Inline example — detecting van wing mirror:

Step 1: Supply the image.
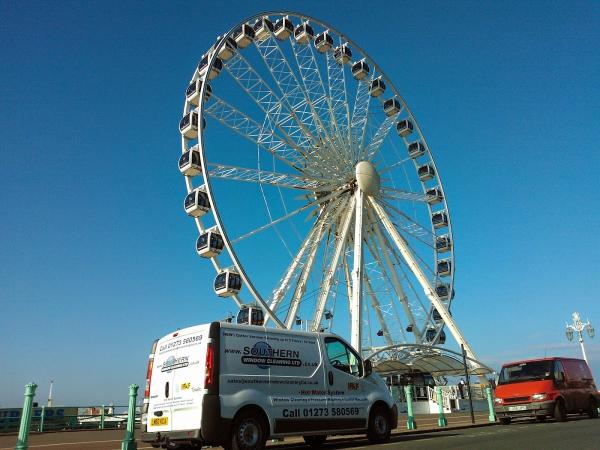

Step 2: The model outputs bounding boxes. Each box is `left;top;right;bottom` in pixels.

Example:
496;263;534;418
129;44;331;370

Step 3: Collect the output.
364;359;373;377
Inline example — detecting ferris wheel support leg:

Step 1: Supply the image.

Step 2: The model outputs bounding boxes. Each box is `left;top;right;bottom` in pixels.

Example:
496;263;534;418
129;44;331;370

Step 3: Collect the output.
311;196;356;330
351;189;365;353
366;207;423;344
369;197;480;363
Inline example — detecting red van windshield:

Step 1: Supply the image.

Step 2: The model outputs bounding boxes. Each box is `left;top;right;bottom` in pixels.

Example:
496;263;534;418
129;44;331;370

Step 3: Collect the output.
498;360;553;385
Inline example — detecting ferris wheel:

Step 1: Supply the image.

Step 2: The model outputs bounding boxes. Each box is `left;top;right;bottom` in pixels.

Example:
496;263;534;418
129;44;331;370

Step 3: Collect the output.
178;11;477;360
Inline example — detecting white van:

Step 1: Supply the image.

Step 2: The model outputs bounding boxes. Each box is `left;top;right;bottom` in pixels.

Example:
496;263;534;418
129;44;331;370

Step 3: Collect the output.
141;321;397;449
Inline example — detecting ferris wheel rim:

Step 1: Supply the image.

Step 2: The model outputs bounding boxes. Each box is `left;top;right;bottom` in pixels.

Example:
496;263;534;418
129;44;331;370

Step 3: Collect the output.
181;10;456;345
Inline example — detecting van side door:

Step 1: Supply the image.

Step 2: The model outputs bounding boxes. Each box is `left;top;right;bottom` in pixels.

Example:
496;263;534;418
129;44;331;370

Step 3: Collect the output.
323;337;369;431
553;360;574;411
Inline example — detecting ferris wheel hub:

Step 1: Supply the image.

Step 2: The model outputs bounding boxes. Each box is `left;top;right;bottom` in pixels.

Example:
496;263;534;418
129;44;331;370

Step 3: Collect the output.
355;161;380;196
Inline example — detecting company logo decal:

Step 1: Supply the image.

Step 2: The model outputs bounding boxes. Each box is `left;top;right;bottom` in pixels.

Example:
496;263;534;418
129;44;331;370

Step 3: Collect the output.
161;355;189;372
241;341;301;369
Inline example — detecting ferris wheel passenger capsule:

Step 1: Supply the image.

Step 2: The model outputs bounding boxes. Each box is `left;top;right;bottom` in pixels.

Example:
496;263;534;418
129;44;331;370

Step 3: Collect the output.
437;259;452;277
407;141;425;158
236;305;265;326
437;330;446;344
197;55;223;80
435;234;452;253
184;186;210;217
178;145;202;176
425;186;444;205
215;36;237;61
185;79;212;106
333;43;352;65
425;327;438;343
370;77;386;97
179;111;205;139
432;307;451;322
274;16;294;40
383;98;401;116
396;119;414;137
314;31;334;52
351;59;370;80
214;269;242;297
253;17;274;40
432;210;449;229
435;283;454;300
234;24;255;48
294;22;314;44
417;164;436;181
196;229;224;258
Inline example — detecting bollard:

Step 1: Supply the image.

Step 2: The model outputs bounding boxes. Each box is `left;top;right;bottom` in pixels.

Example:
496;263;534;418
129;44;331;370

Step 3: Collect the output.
435;386;448;427
486;386;496;422
404;384;417;430
100;404;105;430
16;383;38;450
121;384;139;450
39;406;45;433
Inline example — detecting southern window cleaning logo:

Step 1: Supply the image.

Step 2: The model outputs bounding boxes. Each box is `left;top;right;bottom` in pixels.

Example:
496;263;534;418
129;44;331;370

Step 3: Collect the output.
241;341;301;369
161;355;189;372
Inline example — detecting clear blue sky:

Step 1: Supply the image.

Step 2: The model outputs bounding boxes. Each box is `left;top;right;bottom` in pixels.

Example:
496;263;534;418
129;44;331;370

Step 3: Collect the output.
1;0;599;407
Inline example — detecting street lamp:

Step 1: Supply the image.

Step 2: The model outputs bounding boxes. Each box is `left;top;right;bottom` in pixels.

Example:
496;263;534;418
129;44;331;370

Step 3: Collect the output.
565;312;595;363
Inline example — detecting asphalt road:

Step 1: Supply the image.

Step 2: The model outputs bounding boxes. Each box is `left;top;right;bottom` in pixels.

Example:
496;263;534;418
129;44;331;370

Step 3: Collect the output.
1;416;598;450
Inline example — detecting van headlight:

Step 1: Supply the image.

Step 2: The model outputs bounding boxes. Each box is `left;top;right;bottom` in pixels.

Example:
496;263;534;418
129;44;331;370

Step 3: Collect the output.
494;398;503;404
531;393;547;401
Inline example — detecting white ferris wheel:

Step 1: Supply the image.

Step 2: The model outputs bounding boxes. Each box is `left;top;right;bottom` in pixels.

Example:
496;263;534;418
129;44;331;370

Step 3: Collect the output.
178;11;478;361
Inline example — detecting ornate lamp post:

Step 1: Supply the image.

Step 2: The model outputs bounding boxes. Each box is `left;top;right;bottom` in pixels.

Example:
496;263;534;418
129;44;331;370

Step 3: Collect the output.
565;312;595;363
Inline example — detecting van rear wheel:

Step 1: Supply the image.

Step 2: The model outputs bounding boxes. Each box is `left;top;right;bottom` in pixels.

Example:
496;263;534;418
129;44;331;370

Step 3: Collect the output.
303;435;327;447
229;410;267;450
367;405;391;444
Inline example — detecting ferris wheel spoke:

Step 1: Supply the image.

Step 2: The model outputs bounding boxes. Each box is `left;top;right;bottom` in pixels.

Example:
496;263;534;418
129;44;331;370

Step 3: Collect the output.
289;40;335;142
325;46;351;154
363;270;395;347
224;52;312;153
269;204;332;316
362;111;402;161
230;188;344;244
284;196;349;327
364;211;422;343
380;186;429;202
370;197;479;359
207;162;334;191
378;199;436;243
254;35;326;146
311;194;356;330
205;96;305;169
378;155;415;174
349;73;375;162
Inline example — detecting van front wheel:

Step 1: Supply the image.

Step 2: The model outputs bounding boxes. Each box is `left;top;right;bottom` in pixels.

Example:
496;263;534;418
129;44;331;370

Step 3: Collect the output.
229;410;267;450
553;399;567;422
367;406;391;444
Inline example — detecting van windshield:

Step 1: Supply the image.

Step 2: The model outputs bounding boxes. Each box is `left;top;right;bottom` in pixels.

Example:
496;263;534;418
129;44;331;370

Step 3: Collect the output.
498;361;553;385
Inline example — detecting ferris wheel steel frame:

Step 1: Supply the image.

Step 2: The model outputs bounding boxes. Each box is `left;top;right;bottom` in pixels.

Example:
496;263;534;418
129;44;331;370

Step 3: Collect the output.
180;11;479;364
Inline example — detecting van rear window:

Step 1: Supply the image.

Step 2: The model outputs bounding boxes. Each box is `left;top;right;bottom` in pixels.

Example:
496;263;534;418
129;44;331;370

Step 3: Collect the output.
498;361;553;385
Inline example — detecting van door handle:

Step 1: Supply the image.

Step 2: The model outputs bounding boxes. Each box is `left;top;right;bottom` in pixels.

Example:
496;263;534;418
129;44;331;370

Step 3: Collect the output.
328;371;334;385
165;381;169;398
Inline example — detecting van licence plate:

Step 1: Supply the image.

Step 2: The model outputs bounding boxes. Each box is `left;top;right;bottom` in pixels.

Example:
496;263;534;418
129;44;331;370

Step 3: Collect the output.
150;417;168;426
508;405;527;411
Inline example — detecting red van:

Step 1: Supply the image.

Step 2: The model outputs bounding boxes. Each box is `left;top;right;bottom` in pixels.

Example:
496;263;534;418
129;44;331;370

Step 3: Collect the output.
494;357;599;424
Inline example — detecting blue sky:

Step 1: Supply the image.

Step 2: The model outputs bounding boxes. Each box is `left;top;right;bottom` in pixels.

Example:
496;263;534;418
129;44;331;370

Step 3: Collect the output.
1;0;599;407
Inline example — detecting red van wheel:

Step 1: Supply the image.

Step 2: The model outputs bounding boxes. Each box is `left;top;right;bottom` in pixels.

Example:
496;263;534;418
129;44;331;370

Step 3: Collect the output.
553;399;567;422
